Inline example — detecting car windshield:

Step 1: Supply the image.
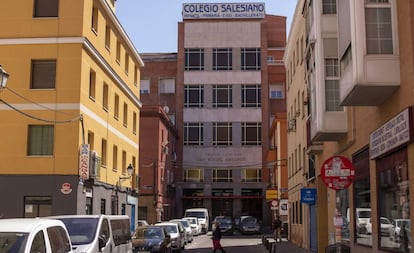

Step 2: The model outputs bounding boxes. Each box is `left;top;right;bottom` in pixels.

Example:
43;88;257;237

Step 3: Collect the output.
58;218;99;245
135;228;164;239
358;211;371;218
162;225;177;234
186;219;197;225
0;233;28;253
185;212;205;219
380;218;391;224
242;217;257;223
216;217;232;224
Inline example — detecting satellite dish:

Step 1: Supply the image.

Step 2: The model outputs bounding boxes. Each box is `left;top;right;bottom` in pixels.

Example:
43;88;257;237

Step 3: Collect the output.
163;106;170;113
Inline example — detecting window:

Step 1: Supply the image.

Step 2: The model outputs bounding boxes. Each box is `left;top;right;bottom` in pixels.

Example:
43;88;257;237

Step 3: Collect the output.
47;226;71;253
213;122;232;146
365;0;393;54
241;48;260;70
124;53;129;75
122;151;127;175
103;83;109;110
87;131;94;150
89;69;96;100
111;195;118;214
116;41;121;63
31;60;56;89
160;78;175;94
113;145;118;171
34;0;58;17
140;79;150;94
213;48;232;70
212;169;232;182
133;112;137;134
242;122;261;145
123;103;128;126
105;25;111;49
241;85;261;108
134;66;138;86
101;139;107;166
242;169;262;182
184;85;204;108
100;199;106;214
28;125;54;155
31;231;47;253
322;0;336;14
213;85;232;108
114;94;119;119
184;123;203;145
184;168;204;182
378;148;409;251
86;196;93;214
269;84;284;99
91;6;98;33
185;48;204;71
325;59;342;111
353;148;371;246
24;196;52;217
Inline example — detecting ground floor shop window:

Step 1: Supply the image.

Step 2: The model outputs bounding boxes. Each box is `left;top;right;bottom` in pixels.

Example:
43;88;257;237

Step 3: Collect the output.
377;148;410;252
24;196;51;217
352;147;372;246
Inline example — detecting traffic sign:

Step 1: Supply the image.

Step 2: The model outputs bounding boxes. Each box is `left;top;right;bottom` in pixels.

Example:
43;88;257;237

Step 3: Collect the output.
321;156;355;190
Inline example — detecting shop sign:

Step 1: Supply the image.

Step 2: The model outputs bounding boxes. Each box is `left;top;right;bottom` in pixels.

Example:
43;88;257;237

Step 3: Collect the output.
279;199;289;215
321;156;355;191
370;108;411;159
79;144;90;180
61;182;72;194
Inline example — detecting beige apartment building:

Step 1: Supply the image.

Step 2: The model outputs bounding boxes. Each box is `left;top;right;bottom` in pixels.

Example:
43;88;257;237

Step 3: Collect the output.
0;0;143;231
286;0;414;253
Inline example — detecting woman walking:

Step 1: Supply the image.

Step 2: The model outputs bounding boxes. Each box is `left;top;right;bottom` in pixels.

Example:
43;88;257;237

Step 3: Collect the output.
212;221;226;253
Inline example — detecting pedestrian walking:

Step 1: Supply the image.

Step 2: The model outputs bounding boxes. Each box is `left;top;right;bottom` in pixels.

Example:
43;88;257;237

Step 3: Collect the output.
273;215;282;242
212;221;226;253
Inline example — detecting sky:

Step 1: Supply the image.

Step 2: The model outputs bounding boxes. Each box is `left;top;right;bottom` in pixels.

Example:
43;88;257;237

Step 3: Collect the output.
115;0;297;53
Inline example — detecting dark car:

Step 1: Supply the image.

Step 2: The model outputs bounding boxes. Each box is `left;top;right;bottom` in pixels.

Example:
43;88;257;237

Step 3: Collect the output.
239;216;261;235
132;226;172;253
213;216;234;235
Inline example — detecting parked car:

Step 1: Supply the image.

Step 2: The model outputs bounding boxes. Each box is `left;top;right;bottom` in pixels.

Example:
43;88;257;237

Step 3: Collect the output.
155;222;185;252
389;219;411;242
184;208;209;234
239;216;261;235
170;219;193;243
132;225;172;253
213;216;234;235
0;218;73;253
366;217;393;235
49;215;132;253
138;219;150;227
183;217;202;236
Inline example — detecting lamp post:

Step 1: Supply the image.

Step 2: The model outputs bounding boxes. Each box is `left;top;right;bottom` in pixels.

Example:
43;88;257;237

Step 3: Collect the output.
0;65;9;88
118;163;134;186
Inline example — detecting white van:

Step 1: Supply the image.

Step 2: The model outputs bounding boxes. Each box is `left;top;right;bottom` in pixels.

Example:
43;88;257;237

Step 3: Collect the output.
184;208;209;234
0;218;73;253
49;215;132;253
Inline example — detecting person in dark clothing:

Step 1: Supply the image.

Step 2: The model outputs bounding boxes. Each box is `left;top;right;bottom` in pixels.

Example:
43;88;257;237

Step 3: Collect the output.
212;221;226;253
273;215;282;242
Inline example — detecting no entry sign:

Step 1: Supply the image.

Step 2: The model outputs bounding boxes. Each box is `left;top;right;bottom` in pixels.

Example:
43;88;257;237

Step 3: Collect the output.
321;156;355;190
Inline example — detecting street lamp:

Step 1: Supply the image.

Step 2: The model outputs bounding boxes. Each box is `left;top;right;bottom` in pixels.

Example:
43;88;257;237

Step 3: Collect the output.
119;163;134;182
0;65;9;88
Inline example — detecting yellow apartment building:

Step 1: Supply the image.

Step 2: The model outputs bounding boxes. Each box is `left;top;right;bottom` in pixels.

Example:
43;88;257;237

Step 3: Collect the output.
0;0;143;231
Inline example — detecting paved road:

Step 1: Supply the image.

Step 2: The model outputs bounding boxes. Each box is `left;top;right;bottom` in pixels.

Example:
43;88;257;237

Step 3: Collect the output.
185;232;265;253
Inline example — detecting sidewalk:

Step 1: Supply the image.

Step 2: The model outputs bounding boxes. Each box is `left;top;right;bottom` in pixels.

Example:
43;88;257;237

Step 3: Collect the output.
259;235;313;253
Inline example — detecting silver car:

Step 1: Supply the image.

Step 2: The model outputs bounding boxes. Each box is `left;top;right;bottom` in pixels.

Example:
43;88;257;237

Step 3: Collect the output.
155;222;185;252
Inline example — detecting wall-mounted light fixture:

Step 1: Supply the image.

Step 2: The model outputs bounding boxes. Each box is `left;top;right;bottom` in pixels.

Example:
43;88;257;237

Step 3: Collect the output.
118;163;134;188
0;65;10;88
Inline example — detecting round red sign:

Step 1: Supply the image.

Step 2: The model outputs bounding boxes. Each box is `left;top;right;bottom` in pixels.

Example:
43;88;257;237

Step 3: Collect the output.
321;156;355;190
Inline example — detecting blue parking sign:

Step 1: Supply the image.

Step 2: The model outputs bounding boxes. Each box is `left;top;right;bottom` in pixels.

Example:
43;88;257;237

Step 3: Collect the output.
300;188;316;204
